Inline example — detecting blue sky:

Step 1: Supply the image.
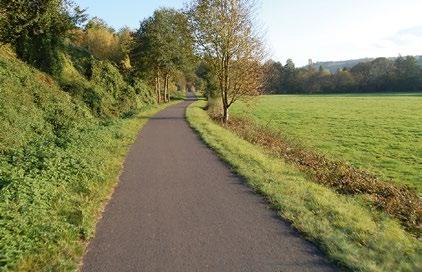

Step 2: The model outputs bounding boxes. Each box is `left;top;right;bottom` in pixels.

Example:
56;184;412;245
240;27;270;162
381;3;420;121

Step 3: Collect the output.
75;0;422;66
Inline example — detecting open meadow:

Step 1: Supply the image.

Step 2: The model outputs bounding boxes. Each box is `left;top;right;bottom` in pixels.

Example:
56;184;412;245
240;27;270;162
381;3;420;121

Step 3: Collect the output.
231;94;422;193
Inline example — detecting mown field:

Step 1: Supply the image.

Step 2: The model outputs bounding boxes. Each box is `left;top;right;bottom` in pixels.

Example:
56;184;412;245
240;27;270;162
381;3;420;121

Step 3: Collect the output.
231;94;422;193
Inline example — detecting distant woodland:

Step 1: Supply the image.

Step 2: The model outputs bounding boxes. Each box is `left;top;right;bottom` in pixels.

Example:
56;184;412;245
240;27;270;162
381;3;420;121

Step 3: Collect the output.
263;56;422;94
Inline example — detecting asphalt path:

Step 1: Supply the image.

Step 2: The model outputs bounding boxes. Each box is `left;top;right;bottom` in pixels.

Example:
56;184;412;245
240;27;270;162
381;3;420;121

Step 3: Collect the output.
81;97;338;272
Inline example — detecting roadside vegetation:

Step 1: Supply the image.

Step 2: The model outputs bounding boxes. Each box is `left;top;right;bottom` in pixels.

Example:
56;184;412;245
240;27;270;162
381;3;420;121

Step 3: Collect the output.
187;101;422;272
0;1;194;270
228;97;421;233
0;44;179;270
1;0;422;270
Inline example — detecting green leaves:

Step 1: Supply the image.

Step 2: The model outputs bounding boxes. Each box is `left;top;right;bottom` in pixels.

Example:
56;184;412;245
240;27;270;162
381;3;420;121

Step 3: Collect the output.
0;0;86;73
132;8;195;77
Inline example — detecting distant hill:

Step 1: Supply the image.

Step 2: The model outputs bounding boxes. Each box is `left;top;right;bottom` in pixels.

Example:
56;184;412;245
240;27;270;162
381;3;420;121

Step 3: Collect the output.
311;56;422;73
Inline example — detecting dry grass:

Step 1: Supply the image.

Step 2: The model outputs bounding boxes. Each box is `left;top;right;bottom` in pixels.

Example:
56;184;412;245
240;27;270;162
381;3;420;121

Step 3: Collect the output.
224;116;421;234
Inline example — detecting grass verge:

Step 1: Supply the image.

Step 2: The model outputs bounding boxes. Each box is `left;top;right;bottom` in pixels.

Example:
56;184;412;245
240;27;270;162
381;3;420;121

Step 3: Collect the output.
231;95;422;192
225;117;421;234
186;100;421;272
0;102;179;271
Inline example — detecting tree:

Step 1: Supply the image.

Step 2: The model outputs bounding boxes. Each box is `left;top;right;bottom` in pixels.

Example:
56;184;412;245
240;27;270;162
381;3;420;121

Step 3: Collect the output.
262;60;283;93
117;27;135;70
82;18;121;62
189;0;265;122
394;56;422;91
0;0;86;73
132;8;195;103
282;59;301;93
351;62;371;91
196;61;219;98
367;57;396;92
333;69;356;92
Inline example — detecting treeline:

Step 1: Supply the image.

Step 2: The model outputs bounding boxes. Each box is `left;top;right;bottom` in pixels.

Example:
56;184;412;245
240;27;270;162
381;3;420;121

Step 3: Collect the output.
0;0;199;119
263;56;422;94
0;0;266;124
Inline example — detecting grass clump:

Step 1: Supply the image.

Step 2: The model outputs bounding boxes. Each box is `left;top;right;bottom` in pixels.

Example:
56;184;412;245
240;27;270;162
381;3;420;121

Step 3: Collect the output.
186;101;422;272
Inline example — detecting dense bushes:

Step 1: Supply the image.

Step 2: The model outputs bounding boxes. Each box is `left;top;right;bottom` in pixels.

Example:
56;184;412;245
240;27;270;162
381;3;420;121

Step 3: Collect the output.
0;45;164;270
0;0;85;74
0;47;87;154
57;48;155;118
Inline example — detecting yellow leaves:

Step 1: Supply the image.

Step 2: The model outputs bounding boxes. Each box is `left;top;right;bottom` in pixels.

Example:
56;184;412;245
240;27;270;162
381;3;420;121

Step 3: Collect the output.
83;27;121;61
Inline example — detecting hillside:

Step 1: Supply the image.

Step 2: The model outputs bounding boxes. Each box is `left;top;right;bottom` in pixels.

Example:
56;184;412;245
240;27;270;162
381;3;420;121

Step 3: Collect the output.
311;55;422;73
0;47;89;153
0;46;164;271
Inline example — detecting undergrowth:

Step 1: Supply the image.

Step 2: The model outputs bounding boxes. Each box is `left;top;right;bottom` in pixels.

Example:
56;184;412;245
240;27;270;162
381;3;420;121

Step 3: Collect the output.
0;103;174;271
0;45;175;271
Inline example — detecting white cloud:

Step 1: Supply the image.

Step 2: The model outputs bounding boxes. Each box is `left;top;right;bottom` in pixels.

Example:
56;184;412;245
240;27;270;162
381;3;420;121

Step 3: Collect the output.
374;25;422;56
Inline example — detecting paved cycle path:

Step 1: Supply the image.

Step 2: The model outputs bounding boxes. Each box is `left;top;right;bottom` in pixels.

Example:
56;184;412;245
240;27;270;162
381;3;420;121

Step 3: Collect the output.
82;98;338;272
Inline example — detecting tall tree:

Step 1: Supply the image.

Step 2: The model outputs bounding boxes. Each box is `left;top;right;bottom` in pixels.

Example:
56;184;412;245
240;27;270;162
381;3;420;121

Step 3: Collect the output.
81;18;121;62
395;56;422;91
282;59;301;93
117;27;135;70
132;8;194;103
189;0;265;122
0;0;86;73
262;60;283;93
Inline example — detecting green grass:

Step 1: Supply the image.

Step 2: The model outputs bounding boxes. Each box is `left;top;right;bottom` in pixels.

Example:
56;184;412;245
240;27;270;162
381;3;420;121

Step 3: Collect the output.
0;103;177;271
231;94;422;192
186;101;422;272
0;45;179;271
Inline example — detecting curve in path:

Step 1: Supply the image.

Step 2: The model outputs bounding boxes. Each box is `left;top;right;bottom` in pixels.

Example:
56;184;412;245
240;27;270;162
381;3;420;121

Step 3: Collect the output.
81;98;338;272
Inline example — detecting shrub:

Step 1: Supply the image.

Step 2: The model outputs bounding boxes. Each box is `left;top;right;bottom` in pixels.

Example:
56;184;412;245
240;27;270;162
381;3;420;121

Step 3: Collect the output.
0;48;88;153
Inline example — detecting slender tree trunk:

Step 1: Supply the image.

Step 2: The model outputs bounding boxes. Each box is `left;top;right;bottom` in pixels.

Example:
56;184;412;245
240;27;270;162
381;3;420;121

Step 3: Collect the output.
155;74;160;104
221;54;230;123
219;80;226;122
223;104;229;123
163;73;168;103
157;71;161;104
166;74;170;102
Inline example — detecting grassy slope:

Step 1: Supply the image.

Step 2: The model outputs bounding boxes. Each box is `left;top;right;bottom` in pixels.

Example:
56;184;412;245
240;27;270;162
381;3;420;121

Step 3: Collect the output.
0;47;178;271
231;94;422;192
187;101;421;272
